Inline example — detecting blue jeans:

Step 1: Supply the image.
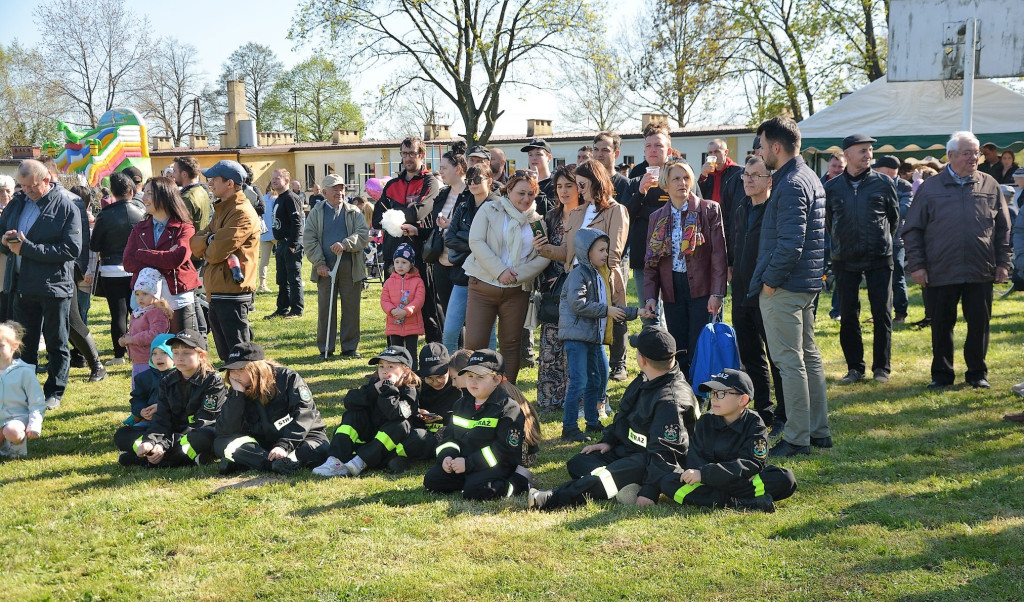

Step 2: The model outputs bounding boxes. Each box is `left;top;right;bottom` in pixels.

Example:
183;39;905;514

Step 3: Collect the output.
892;246;908;315
77;289;91;325
633;269;662;327
562;341;609;431
442;284;496;354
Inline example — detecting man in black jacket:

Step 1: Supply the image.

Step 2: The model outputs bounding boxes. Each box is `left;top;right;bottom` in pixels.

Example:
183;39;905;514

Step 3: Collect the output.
0;159;83;409
731;156;784;431
824;134;899;385
267;168;305;319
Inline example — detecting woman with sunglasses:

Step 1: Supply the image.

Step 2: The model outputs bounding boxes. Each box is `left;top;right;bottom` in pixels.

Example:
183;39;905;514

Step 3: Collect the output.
461;170;551;383
643;159;727;377
426;142;472;339
443;164;501;354
532;164;580;410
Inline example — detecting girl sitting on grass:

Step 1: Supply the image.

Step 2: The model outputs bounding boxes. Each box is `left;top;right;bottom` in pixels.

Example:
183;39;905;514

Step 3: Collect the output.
313;346;420;477
122;334;176;427
0;322;46;459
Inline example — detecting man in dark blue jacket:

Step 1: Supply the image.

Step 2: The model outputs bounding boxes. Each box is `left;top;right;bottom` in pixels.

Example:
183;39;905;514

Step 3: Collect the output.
266;168;305;319
0;159;83;409
748;117;831;457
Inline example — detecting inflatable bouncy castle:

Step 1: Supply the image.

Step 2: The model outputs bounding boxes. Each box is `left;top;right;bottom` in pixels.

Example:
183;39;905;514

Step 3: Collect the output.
42;107;152;186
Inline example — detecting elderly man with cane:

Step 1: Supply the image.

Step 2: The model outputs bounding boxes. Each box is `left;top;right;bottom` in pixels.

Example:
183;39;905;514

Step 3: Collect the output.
303;174;369;359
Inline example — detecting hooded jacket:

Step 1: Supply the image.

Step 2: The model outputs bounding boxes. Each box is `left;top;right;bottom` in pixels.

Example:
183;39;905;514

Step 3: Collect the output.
189;190;261;295
381;270;426;336
599;365;699;501
558;228;637;345
0;359;46;434
215;366;328;453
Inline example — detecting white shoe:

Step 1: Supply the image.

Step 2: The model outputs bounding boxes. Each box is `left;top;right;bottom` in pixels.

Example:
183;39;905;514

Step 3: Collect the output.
343;455;366;477
0;439;27;458
312;456;348;477
103;357;126;366
598;403;611;420
616;483;641;505
1012;381;1024;397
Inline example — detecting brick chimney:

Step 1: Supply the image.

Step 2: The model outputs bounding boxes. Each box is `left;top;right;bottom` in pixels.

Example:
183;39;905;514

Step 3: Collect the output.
332;129;360;144
11;145;41;159
526;119;553;137
152;136;174;151
641;113;670;129
424;123;451;140
223;80;252;149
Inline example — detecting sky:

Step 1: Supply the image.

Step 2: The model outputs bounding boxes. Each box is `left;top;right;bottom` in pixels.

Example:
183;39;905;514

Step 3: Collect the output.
0;0;669;139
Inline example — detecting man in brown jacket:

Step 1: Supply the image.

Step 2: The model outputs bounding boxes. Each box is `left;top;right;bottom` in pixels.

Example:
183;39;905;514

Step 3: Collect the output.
903;131;1012;389
190;160;261;362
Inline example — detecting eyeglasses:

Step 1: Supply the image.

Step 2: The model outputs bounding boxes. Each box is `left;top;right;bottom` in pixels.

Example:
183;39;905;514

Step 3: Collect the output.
400;151;422;158
512;170;538;180
740;171;772;180
955;150;982;158
709;389;742;399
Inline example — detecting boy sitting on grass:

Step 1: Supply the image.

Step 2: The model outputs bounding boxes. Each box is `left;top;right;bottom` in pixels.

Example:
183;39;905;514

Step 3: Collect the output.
661;369;797;513
529;326;698;510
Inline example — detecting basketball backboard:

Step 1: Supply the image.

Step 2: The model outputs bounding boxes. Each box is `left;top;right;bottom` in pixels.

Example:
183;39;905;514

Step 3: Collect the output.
888;0;1024;81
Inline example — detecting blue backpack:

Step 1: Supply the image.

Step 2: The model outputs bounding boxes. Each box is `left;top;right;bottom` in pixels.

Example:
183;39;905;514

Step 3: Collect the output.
689;317;741;398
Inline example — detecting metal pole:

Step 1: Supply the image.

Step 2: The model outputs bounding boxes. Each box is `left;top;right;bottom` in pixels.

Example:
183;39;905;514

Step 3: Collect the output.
293;92;299;141
962;17;977;131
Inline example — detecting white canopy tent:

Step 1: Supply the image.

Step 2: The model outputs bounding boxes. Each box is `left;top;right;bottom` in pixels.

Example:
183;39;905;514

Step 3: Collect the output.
799;76;1024;154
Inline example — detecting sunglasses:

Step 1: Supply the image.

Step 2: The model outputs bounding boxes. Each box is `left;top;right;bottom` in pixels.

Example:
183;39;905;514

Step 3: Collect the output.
467;175;487;185
512;170;538;180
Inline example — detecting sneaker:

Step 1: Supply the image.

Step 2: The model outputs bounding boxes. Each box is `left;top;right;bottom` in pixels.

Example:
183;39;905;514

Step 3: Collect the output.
218;459;242;475
0;439;27;458
258;284;272;293
386;456;409;474
117;451;145;467
731;494;776;513
839;370;863;385
616;483;641;505
560;429;590;443
515;465;538;490
271;457;300;475
103;357;126;366
810;436;834;448
873;370;890;384
609;365;628;382
1011;381;1024;397
770;440;811;457
312;456;349;477
343;455;367;477
283;311;303;319
598;403;610;420
45;396;62;410
89;364;107;382
585;423;604;434
527;488;553;510
264;310;290;320
893;313;907;324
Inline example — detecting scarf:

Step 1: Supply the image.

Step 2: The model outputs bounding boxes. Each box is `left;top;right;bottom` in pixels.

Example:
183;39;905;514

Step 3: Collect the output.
500;196;535;270
644;196;704;267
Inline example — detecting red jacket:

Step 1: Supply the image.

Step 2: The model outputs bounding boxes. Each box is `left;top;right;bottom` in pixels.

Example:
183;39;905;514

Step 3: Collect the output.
123;217;201;295
643;198;728;303
381;270;426;336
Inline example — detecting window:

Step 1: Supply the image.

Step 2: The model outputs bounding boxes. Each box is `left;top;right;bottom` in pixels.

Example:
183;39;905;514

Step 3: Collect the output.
554;158;566;168
304;165;315;189
364;163;375;178
345;164;356;194
622;155;635;166
325;164;335;176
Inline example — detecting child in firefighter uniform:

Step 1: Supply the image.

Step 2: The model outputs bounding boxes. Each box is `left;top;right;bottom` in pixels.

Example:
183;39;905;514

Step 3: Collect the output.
312;346;420;477
395;343;461;467
423;350;538;500
661;369;797;512
529;326;699;510
114;329;226;468
214;342;329;475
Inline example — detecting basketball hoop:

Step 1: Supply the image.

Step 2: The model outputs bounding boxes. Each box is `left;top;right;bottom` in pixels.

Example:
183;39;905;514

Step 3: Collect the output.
942;78;964;98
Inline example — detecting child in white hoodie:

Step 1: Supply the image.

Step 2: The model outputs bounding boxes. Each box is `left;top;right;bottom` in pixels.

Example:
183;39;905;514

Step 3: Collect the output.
0;322;46;458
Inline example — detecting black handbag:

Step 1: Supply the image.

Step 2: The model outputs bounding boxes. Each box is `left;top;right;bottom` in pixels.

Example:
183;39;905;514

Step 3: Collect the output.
421;226;444;264
537;271;568;324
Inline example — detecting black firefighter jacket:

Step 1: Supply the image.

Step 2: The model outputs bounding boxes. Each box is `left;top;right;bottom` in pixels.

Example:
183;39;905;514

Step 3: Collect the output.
435;387;525;475
216;366;328;452
144;369;227;450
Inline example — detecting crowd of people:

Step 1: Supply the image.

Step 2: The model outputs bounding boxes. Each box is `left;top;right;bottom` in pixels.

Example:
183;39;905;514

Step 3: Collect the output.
0;115;1022;513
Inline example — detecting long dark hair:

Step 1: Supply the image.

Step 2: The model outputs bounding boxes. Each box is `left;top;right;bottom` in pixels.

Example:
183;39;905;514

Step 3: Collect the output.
146;176;192;223
548;164;578;222
442;141;468;173
575;159;613;212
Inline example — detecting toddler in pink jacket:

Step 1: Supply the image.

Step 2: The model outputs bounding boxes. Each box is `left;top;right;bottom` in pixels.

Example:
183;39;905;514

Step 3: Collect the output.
381;243;426;370
119;268;172;383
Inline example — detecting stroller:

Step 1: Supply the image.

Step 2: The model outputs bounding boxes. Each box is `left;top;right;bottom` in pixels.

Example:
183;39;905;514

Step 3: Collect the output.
364;230;385;284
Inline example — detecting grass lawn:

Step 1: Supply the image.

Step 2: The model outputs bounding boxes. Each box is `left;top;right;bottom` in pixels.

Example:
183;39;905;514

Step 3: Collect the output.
2;267;1023;601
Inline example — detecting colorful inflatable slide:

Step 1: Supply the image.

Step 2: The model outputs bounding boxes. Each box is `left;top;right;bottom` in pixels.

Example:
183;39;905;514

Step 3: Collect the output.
42;107;151;186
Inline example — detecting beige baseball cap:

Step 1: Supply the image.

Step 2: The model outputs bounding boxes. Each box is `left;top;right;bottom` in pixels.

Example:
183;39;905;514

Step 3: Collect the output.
322;173;345;188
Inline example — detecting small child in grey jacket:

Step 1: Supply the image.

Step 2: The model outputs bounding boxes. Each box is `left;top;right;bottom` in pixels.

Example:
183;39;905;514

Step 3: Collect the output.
558;228;649;442
0;322;46;458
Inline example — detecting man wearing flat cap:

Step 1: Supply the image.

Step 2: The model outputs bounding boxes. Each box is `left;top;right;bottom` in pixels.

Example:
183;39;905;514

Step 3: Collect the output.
302;173;369;359
190;160;261;362
824;134;899;385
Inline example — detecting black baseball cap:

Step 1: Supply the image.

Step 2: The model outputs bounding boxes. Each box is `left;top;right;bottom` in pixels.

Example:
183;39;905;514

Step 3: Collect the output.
872;155;900;170
458;349;505;376
630;326;677;361
841;134;877;150
369;346;413;368
222;341;265;370
122;166;145;185
699;368;755;398
752;135;762;151
418;342;451;377
520;138;552;154
168;329;207;351
467;145;491;160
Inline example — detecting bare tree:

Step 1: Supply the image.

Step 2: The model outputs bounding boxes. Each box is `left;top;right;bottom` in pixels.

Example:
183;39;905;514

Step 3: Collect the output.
367;80;457;140
136;39;204;147
33;0;151;128
555;48;634;131
221;43;284;131
291;0;602;145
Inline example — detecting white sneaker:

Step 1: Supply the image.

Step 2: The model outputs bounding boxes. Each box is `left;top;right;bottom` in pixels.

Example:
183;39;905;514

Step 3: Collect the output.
343;455;366;477
0;439;27;458
312;456;349;477
1012;381;1024;397
598;403;611;420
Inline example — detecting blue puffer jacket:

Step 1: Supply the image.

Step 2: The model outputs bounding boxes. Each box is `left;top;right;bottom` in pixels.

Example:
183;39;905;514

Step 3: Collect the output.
558;228;638;344
748;155;825;297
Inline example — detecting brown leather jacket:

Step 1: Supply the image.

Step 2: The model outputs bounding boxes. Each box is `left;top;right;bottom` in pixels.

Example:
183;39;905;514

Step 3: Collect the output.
903;168;1011;287
643;197;728;303
189;190;261;295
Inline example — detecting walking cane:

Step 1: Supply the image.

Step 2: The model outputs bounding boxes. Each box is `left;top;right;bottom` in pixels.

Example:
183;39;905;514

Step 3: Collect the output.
324;256;342;360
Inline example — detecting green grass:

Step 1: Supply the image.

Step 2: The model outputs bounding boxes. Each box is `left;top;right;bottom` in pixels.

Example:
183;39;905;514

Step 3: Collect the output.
2;268;1024;601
